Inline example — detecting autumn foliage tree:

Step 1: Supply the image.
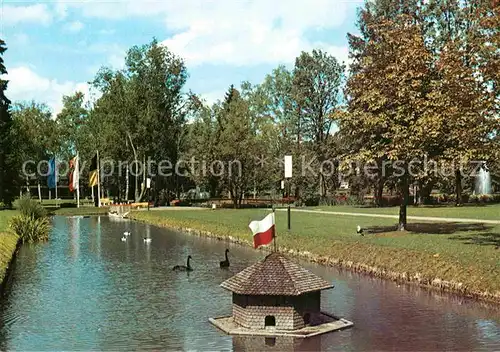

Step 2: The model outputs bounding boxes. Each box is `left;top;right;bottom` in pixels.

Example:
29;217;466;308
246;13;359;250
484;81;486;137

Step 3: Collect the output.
343;14;434;230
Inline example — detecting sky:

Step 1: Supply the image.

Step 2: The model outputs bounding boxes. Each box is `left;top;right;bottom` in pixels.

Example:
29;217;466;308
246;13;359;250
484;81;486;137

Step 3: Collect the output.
1;0;362;115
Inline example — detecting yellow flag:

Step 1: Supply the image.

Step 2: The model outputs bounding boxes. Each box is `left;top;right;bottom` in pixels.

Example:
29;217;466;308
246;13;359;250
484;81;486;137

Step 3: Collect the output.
89;154;98;187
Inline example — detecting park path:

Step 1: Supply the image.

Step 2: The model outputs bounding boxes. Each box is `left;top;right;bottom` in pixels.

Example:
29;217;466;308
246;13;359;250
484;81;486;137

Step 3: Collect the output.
274;208;500;224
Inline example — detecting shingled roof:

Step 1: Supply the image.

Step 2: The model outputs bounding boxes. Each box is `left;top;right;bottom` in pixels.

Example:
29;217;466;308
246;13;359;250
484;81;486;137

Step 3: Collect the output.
220;252;333;296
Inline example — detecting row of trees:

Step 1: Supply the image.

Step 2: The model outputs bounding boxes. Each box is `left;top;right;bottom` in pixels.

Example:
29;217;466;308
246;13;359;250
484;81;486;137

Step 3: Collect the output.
0;0;498;229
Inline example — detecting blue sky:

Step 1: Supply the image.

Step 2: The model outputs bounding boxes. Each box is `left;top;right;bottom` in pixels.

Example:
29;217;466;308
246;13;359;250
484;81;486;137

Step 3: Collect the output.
2;0;361;114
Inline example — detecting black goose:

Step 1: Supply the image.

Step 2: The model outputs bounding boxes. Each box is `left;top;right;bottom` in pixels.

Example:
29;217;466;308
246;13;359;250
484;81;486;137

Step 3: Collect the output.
220;249;230;268
173;255;193;271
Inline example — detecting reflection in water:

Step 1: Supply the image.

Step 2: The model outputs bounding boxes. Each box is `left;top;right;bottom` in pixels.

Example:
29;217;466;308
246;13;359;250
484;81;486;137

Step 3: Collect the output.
0;216;499;351
233;336;322;351
70;216;80;260
145;224;151;264
96;216;101;259
477;319;500;342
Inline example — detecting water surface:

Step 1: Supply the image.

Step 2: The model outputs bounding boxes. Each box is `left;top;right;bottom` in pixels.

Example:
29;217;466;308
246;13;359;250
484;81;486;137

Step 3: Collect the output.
0;216;499;351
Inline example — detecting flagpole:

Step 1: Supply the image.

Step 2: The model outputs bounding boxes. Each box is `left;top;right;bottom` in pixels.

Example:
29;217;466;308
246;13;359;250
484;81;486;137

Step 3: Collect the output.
76;153;80;208
273;206;277;252
97;150;101;208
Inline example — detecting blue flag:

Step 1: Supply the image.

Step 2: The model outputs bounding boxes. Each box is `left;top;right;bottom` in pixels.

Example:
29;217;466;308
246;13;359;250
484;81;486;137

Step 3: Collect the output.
47;157;57;189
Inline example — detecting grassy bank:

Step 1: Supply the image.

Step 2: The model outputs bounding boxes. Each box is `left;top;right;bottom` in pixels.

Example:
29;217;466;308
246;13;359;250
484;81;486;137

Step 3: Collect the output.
0;210;20;288
129;208;500;304
47;206;109;216
309;204;500;221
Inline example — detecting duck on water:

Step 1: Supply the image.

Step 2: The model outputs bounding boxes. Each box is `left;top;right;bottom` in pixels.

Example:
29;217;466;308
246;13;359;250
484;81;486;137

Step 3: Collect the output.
220;249;230;268
173;255;193;272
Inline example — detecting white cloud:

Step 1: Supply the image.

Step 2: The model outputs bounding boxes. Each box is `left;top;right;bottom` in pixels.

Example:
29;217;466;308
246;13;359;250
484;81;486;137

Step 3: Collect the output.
160;0;349;66
63;0;171;19
2;4;52;26
65;21;84;33
56;0;350;66
199;90;225;106
4;66;91;116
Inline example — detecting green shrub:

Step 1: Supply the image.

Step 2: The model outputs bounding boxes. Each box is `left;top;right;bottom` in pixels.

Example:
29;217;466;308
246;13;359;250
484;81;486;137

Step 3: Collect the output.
10;194;50;243
9;215;50;243
16;194;47;219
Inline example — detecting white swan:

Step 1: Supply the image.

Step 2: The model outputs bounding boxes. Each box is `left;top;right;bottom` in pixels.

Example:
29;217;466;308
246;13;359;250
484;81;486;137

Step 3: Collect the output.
143;237;151;243
121;236;127;242
123;231;131;236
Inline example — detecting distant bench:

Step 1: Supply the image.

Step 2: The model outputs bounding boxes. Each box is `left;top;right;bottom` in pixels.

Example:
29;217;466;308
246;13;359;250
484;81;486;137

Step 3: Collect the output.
131;202;149;208
109;202;150;212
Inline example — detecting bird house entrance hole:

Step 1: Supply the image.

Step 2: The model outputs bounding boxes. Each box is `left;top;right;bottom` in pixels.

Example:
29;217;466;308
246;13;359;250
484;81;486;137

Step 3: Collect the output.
265;315;276;328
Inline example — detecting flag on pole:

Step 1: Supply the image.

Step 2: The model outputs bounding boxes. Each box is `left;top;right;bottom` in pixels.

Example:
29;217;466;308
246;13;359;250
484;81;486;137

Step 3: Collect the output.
47;157;57;189
89;153;98;187
68;155;79;192
69;157;74;191
249;212;275;249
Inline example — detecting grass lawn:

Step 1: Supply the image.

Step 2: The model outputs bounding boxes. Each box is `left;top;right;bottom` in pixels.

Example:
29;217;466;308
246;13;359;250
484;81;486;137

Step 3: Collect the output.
39;199;95;207
130;208;500;302
0;210;17;232
308;204;500;221
0;210;19;286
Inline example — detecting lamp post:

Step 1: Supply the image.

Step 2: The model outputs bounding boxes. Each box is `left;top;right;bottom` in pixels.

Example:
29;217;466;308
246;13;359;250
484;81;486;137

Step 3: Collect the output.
284;155;292;231
146;177;151;211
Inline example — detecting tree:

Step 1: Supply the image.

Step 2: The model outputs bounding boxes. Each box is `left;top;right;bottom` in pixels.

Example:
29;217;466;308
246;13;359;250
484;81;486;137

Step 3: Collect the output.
343;14;434;230
217;89;258;207
183;97;222;198
422;0;499;204
89;69;132;200
0;39;16;206
292;50;345;200
56;92;89;160
244;70;294;197
10;102;56;191
426;38;497;204
185;84;265;207
90;39;189;202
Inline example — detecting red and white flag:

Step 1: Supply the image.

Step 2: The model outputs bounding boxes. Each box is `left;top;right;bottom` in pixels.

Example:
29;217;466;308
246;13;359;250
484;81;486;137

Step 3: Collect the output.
249;212;275;249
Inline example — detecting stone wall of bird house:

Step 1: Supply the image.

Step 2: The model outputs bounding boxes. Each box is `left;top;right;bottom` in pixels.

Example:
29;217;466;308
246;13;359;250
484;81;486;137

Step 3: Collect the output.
232;292;321;330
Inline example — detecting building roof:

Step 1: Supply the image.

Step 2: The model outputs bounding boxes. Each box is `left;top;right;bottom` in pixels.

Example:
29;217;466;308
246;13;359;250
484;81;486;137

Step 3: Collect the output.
220;252;333;296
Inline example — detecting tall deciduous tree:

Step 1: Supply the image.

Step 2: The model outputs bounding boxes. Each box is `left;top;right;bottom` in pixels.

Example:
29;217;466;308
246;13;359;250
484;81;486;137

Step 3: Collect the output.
217;87;258;207
423;0;499;204
56;92;89;160
343;14;434;230
10;102;55;180
0;39;16;206
292;49;345;200
90;39;189;202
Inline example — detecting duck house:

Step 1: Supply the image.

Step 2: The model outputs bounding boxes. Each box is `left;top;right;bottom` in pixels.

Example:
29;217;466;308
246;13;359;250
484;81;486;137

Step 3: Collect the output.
209;252;353;338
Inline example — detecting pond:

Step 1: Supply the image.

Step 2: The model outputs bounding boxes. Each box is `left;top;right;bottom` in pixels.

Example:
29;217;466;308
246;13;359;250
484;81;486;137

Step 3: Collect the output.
0;216;499;351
